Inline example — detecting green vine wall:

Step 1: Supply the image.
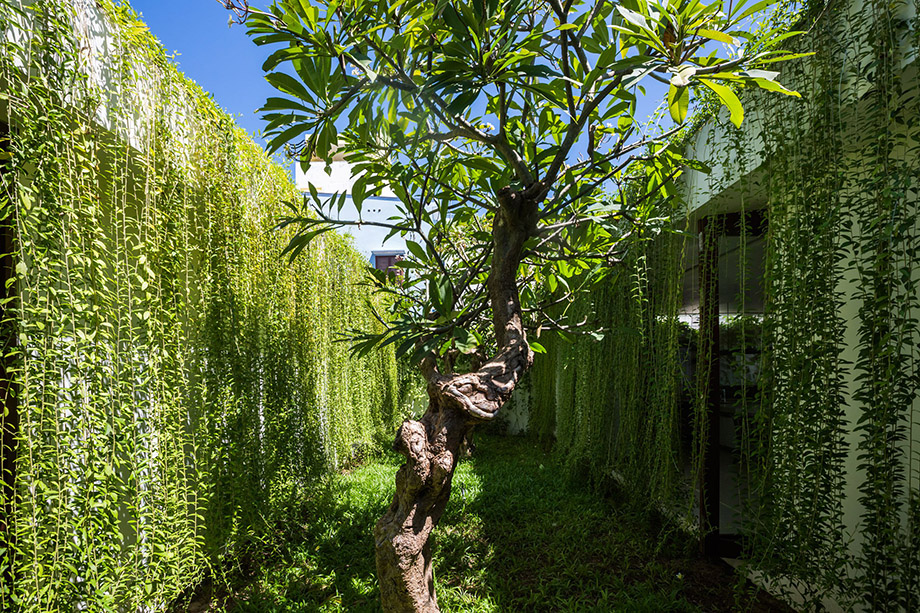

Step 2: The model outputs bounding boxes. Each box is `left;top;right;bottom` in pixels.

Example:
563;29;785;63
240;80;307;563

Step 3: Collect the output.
3;0;918;611
530;0;920;610
529;228;688;505
0;0;410;610
746;0;920;609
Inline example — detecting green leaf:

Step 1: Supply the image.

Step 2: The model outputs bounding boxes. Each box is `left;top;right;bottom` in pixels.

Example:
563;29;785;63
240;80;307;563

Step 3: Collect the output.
684;159;712;174
266;122;311;154
293;0;316;26
731;0;773;21
260;96;311;113
352;178;367;211
615;6;652;33
405;240;427;262
699;78;744;128
265;72;312;100
262;47;299;72
452;328;479;354
411;337;442;365
350;51;378;82
752;77;801;97
667;83;689;124
739;69;780;81
697;29;737;45
756;51;815;64
428;277;453;316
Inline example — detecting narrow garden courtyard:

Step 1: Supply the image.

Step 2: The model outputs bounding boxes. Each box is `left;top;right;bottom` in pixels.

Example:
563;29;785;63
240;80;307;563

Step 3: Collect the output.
2;0;919;611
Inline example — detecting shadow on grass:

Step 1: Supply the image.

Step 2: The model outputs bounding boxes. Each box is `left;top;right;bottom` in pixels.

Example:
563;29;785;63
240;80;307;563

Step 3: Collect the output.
434;435;791;612
432;435;699;612
192;434;790;612
196;456;398;613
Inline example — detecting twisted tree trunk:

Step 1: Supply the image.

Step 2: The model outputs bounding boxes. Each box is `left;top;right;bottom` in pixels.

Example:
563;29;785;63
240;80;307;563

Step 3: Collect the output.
373;187;539;612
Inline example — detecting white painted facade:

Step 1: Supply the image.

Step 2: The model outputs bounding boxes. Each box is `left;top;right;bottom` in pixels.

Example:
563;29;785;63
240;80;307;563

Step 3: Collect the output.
295;155;409;257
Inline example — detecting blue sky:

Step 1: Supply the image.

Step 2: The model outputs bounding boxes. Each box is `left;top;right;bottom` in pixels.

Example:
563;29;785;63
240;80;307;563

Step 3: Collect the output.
126;0;673;256
129;1;672;150
130;1;274;144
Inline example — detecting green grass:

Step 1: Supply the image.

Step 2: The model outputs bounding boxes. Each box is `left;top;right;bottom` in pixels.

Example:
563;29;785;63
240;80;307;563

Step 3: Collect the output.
192;435;779;612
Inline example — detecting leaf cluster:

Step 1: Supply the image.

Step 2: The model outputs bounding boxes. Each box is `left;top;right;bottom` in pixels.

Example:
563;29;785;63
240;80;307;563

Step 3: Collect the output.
232;0;803;368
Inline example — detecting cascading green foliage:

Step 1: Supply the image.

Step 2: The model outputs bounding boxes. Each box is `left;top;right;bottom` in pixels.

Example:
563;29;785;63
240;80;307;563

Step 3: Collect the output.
531;227;687;504
530;0;920;610
740;0;920;609
741;4;852;607
0;0;410;610
846;2;920;609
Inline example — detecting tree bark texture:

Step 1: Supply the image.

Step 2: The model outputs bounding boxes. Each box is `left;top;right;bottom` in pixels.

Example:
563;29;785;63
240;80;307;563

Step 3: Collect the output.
374;187;539;612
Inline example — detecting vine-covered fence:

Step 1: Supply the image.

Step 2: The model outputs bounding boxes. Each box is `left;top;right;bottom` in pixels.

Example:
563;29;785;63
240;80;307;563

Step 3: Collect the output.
529;0;920;611
0;1;413;610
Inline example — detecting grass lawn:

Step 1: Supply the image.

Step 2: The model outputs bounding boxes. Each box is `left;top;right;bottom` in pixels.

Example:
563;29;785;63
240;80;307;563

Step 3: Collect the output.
181;435;789;612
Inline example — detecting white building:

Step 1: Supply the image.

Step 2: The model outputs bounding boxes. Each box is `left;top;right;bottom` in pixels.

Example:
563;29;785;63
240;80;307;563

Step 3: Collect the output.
295;151;408;258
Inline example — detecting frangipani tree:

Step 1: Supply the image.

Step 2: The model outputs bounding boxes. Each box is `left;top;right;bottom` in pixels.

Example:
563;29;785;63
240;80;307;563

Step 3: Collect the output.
221;0;799;610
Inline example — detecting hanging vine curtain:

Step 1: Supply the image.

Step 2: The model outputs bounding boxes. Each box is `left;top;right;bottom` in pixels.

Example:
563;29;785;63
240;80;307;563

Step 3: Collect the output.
529;1;920;610
0;0;414;609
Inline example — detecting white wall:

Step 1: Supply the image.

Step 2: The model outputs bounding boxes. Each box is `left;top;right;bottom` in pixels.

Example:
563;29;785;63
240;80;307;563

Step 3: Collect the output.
296;157;410;257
